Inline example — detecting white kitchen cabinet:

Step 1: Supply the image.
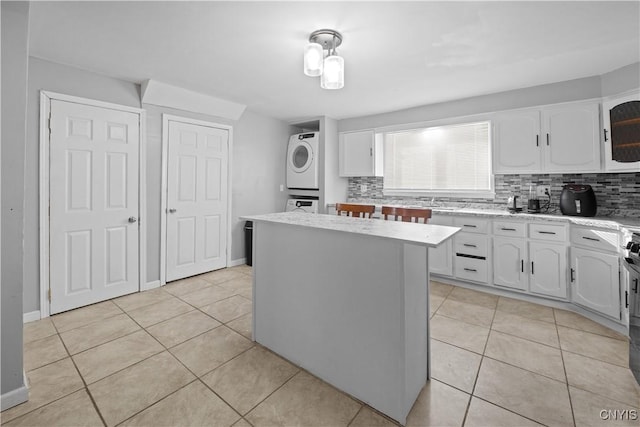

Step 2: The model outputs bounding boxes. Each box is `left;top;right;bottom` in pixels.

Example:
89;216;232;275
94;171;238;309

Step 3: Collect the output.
453;225;491;284
570;247;620;319
429;215;454;276
542;102;601;172
529;241;567;299
429;240;453;276
629;267;640;325
493;101;601;174
493;109;542;173
494;237;528;291
602;91;640;172
339;130;383;177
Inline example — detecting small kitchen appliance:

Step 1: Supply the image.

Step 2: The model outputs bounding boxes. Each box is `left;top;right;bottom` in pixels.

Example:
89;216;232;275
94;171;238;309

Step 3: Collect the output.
559;184;597;217
527;184;541;213
507;195;522;213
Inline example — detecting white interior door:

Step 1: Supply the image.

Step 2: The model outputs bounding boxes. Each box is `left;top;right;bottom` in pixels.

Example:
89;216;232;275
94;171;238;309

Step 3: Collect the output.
166;120;228;282
49;100;140;314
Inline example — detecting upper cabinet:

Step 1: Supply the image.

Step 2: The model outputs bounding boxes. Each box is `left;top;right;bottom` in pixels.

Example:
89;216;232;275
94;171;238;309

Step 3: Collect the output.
339;130;383;177
602;91;640;172
493;101;601;174
493;109;542;173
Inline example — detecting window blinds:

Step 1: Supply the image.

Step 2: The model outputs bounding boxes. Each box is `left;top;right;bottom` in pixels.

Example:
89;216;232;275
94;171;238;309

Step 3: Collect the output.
383;121;491;192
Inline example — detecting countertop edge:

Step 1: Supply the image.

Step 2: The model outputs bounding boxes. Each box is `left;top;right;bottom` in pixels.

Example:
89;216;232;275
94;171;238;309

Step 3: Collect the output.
241;212;461;247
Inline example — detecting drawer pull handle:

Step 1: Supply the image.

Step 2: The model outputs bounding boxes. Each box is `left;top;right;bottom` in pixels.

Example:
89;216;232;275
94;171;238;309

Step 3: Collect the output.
538;231;556;235
463;268;477;272
582;236;600;242
463;224;477;228
463;243;477;248
501;227;516;231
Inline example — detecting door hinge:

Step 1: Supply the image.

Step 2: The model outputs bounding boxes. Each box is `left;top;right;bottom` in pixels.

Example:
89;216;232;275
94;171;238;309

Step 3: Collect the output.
48;289;52;302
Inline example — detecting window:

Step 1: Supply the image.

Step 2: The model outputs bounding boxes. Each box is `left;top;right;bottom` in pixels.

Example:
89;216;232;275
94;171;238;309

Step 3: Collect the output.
382;121;492;197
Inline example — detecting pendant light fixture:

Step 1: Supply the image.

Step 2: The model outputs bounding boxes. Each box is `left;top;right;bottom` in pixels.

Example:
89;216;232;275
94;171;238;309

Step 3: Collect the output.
303;29;344;90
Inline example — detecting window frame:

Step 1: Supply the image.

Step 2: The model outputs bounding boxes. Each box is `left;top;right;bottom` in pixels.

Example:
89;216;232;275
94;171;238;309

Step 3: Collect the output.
377;115;495;199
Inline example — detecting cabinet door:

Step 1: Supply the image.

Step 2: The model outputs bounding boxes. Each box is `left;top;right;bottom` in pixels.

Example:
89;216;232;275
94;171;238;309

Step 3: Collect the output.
571;248;620;319
529;242;567;298
429;240;453;277
630;268;640;325
493;110;542;174
494;237;528;291
603;92;640;172
542;102;601;173
339;130;376;177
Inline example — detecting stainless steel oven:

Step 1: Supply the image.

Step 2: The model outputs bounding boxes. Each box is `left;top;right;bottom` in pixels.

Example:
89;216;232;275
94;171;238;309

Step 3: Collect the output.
622;228;640;385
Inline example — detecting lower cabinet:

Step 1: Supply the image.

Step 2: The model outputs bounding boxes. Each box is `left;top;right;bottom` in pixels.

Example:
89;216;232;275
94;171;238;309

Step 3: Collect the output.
493;237;528;291
429;214;454;277
429;240;453;276
570;247;620;319
529;241;568;299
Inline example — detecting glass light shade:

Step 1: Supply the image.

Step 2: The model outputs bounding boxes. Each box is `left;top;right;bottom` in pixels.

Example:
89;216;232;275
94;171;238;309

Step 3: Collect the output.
320;55;344;89
304;42;324;77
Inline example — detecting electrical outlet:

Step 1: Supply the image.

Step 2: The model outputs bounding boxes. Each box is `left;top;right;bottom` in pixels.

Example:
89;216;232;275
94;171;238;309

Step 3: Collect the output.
360;184;368;192
279;184;284;192
536;186;550;197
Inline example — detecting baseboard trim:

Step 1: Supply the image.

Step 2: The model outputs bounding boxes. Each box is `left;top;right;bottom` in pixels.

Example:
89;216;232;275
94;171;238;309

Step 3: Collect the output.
1;373;29;411
23;311;41;323
229;258;247;267
142;280;161;291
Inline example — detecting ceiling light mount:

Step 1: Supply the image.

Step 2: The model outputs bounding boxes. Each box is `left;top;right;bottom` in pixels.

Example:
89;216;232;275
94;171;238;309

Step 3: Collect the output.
308;29;343;52
304;28;344;90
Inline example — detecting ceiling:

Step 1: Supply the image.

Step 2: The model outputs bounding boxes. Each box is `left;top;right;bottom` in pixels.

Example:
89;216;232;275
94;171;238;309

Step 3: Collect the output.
28;1;640;123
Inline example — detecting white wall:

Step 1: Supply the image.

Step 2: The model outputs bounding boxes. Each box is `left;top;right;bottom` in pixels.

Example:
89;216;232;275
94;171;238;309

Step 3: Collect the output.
338;75;605;132
23;58;292;311
601;62;640;97
1;0;29;406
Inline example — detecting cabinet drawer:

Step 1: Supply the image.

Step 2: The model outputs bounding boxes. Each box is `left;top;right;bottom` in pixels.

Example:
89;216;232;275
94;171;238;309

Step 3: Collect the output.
454;233;489;258
529;223;567;242
453;217;489;234
493;221;527;238
455;256;488;283
570;227;619;253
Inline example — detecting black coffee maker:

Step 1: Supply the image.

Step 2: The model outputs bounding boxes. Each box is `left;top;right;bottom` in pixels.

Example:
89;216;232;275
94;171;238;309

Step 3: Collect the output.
560;184;597;217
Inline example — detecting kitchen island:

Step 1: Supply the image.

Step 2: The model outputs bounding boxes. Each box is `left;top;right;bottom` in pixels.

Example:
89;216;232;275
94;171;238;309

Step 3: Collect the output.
242;212;459;425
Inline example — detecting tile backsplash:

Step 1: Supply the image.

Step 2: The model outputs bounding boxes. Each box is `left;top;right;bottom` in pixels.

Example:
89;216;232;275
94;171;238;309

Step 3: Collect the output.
348;173;640;217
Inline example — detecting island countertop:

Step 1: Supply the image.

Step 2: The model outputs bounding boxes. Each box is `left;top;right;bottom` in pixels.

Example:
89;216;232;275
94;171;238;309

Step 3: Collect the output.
242;211;460;247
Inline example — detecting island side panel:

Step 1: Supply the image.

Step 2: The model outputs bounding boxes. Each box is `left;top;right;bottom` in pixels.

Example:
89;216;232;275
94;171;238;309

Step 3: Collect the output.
253;220;426;423
402;242;429;418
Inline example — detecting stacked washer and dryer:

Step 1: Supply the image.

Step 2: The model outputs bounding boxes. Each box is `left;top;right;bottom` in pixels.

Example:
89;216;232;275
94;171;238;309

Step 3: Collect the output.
285;132;319;213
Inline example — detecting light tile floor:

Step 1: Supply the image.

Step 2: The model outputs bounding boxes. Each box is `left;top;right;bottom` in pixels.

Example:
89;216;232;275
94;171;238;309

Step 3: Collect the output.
3;269;640;426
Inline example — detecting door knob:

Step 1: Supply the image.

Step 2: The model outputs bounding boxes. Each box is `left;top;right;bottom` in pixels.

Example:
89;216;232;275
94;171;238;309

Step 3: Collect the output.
168;208;177;213
128;216;137;223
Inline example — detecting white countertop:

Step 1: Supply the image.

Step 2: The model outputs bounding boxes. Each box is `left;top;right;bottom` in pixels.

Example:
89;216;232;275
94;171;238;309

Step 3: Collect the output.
242;212;460;247
334;202;640;230
427;208;640;230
